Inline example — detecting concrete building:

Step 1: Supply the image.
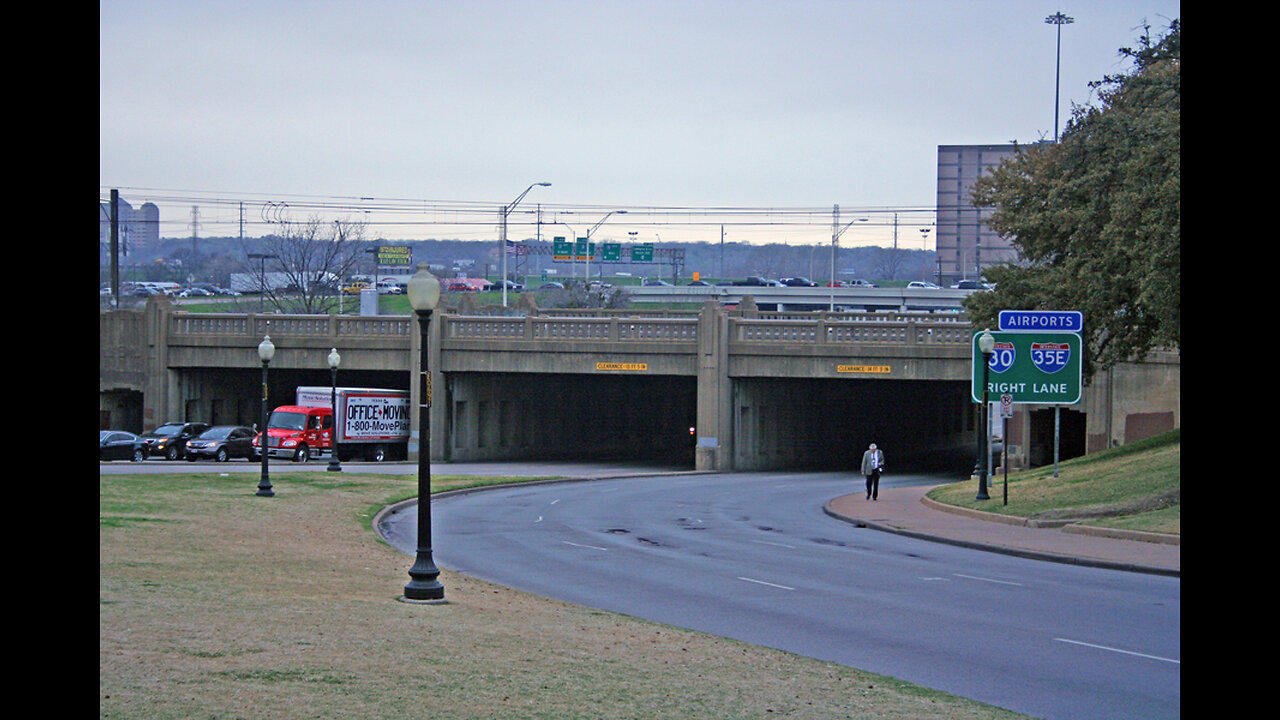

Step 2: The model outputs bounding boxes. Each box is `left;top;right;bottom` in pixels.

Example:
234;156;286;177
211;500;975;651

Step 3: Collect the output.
935;144;1031;287
100;197;161;253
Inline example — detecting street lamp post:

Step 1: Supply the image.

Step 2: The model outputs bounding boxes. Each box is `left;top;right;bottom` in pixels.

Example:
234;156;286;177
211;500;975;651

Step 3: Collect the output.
501;182;551;307
829;210;867;310
256;334;276;497
247;253;279;314
976;329;995;501
585;210;627;284
919;227;932;283
403;262;445;603
327;347;342;472
1045;12;1075;143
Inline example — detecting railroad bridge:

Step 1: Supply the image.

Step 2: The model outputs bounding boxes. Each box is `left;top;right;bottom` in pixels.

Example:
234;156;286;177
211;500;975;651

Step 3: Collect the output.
100;296;1179;472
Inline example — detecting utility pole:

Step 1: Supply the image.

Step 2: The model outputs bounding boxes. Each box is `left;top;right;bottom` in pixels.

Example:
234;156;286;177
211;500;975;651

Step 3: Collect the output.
190;205;201;258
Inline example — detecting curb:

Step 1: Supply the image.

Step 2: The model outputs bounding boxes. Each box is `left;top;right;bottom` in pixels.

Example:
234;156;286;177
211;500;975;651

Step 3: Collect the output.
919;495;1180;545
822;499;1180;578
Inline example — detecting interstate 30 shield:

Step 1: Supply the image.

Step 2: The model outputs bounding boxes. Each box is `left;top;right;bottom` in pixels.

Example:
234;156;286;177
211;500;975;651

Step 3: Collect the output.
1030;341;1071;374
987;341;1016;373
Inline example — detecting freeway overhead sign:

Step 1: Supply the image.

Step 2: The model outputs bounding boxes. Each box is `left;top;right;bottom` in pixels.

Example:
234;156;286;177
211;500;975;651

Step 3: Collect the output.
972;331;1082;405
998;309;1082;333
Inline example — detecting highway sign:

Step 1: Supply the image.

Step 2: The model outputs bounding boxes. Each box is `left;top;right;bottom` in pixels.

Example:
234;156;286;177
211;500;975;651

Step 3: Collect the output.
631;244;654;262
998;310;1082;333
601;242;622;262
972;331;1082;405
552;237;572;261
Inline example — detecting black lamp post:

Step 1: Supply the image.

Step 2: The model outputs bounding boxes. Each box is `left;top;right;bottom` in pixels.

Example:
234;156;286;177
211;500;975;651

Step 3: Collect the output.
327;347;342;472
256;334;276;497
976;329;995;501
403;262;445;602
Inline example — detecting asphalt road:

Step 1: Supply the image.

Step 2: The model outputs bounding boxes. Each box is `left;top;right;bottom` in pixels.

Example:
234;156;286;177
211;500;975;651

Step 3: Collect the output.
380;471;1180;720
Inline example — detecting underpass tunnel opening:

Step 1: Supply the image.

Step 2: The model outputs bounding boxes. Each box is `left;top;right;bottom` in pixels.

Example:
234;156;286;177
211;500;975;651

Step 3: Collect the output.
733;377;976;475
169;367;409;430
445;372;698;467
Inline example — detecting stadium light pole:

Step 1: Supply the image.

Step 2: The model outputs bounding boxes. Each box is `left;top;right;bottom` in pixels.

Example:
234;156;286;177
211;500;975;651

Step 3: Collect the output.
1045;12;1074;143
501;183;551;307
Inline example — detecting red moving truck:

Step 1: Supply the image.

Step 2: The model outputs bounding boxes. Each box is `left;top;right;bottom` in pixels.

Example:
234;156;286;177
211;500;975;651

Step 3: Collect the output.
258;387;411;462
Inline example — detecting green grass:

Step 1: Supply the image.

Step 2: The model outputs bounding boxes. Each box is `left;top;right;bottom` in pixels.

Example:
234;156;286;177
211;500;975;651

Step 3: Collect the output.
101;469;1030;720
928;429;1180;535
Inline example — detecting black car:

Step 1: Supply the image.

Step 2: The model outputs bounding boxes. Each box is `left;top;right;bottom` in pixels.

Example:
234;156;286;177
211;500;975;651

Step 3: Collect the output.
184;425;259;462
100;430;147;462
780;277;817;287
141;421;211;460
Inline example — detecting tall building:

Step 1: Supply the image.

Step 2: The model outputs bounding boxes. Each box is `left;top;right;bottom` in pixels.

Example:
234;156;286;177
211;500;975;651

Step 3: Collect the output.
100;198;161;254
935;144;1025;286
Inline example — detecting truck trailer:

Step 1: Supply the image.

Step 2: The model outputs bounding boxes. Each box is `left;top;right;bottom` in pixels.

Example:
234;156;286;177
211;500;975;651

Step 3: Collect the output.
258;386;411;462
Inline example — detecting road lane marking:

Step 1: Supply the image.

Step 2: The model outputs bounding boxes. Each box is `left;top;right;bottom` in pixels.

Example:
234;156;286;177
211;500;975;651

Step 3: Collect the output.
1054;638;1179;665
561;540;608;551
750;539;797;549
737;576;795;590
953;573;1023;586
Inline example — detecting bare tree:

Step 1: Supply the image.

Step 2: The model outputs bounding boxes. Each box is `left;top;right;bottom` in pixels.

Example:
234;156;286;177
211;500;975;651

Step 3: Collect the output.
246;216;370;314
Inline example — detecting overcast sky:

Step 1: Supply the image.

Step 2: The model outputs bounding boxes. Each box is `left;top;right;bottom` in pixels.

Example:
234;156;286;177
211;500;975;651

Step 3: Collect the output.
100;0;1180;248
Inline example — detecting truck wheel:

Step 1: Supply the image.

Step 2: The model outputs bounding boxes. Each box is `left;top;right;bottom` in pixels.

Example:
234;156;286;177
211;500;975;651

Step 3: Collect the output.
370;445;387;462
294;445;310;463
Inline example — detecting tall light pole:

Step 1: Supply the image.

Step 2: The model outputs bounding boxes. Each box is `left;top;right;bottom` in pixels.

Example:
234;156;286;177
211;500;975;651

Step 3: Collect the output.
976;329;995;501
403;262;445;603
501;182;551;307
256;334;276;497
248;253;279;314
919;227;932;283
585;210;627;283
829;206;866;310
1045;11;1074;143
327;347;342;472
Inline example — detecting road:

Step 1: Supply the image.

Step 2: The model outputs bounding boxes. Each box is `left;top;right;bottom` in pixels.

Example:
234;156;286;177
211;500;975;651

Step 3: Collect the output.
380;471;1180;720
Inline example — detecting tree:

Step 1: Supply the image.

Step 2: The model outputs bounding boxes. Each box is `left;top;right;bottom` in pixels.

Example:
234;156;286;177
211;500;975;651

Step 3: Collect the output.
245;217;372;314
966;20;1179;381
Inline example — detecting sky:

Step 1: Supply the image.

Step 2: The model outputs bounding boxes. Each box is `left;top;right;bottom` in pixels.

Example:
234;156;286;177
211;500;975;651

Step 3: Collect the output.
100;0;1180;250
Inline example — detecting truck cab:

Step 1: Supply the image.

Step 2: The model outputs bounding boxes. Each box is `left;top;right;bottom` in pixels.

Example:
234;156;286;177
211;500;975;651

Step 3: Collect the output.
259;405;333;462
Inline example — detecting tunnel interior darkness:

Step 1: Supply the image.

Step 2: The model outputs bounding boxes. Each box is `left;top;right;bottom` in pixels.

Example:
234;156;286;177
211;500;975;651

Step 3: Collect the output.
171;368;976;474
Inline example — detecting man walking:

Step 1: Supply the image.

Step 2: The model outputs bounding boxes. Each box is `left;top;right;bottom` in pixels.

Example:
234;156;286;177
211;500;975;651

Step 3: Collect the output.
861;443;884;501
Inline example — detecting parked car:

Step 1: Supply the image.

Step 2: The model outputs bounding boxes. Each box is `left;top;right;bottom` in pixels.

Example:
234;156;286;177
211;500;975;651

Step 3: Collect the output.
178;287;214;298
780;277;817;287
906;281;941;289
100;430;147;462
185;425;260;462
140;421;211;460
376;281;405;295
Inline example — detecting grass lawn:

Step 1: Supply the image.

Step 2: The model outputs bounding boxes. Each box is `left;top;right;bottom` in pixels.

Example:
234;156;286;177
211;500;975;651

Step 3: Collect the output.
101;469;1030;720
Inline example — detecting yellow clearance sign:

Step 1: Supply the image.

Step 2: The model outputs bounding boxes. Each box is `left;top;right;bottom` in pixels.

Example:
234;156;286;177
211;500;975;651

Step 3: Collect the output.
596;362;648;371
837;365;891;374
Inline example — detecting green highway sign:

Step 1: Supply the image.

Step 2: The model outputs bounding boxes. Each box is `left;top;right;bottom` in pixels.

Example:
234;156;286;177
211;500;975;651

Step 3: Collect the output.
601;242;622;262
631;243;654;262
552;237;572;261
971;331;1082;405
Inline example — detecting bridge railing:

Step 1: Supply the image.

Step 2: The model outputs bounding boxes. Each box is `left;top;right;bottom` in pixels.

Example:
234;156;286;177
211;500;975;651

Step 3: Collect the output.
169;312;413;338
443;315;700;342
730;317;971;345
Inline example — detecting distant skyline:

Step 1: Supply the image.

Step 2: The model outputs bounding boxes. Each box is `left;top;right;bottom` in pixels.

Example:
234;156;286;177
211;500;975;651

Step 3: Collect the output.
100;0;1180;250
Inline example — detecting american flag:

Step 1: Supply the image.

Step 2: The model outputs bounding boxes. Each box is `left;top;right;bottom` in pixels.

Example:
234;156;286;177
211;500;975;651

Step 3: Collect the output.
505;240;526;255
